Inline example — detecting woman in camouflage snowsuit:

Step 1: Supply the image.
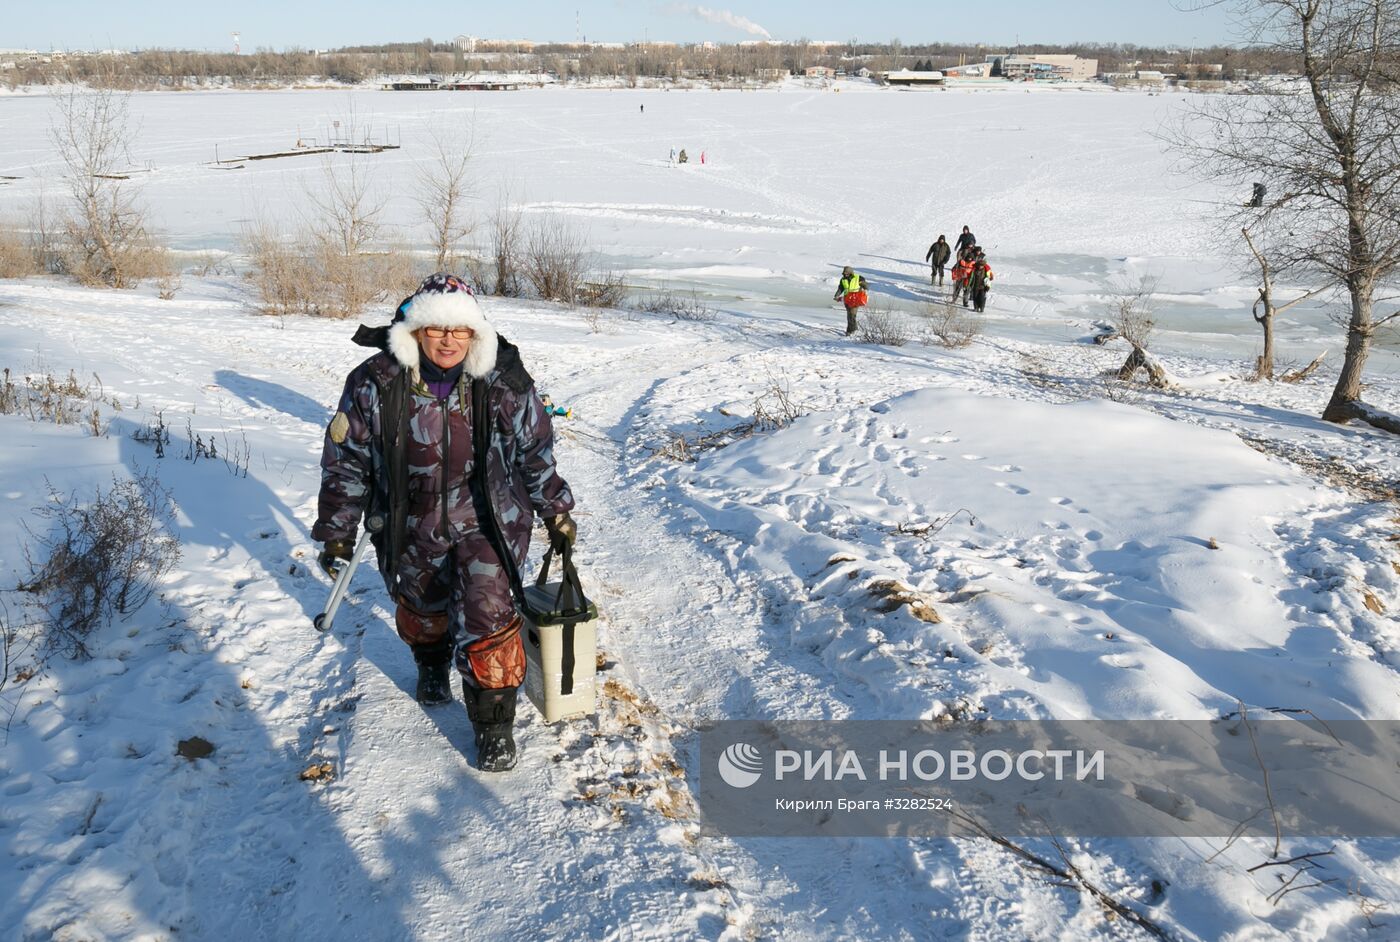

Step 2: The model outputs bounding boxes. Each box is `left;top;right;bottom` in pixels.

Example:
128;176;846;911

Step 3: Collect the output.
312;273;576;772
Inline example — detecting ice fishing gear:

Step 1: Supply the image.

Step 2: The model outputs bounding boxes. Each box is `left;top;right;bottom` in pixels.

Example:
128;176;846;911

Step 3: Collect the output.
521;543;599;722
541;395;573;419
313;513;384;632
468;376;597;720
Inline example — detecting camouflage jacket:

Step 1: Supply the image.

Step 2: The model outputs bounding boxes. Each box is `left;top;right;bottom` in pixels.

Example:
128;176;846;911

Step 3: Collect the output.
312;336;574;596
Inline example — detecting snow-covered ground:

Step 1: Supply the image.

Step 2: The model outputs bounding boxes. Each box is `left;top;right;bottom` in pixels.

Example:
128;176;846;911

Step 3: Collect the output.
1;84;1399;940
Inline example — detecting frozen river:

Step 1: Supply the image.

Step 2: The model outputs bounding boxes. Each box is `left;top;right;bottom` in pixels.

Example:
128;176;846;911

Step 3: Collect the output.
0;82;1393;371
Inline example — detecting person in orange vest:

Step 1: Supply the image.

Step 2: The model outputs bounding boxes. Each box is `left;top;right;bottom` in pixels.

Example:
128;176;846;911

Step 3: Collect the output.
833;266;869;335
969;250;994;312
950;251;976;306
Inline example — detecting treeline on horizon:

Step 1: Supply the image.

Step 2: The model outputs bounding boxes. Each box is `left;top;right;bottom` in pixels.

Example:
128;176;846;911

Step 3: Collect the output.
3;38;1298;89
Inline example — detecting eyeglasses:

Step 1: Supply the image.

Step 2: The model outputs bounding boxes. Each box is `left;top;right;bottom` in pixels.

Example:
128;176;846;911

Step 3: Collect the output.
422;327;475;340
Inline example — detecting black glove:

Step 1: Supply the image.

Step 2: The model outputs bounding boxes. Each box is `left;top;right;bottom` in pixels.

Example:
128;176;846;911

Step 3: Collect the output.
544;513;577;552
318;537;354;579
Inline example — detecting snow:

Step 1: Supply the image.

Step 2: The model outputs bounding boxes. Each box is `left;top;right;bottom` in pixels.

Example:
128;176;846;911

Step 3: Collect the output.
1;83;1399;941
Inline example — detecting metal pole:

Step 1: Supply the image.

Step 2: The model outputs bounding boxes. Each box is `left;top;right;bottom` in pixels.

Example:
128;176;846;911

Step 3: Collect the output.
313;513;384;631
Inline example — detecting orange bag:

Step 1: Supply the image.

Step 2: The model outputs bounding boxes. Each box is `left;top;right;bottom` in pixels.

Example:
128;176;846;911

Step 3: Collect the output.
843;290;868;308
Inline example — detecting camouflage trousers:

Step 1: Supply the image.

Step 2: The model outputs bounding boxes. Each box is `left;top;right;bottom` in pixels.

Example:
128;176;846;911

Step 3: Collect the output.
392;529;525;690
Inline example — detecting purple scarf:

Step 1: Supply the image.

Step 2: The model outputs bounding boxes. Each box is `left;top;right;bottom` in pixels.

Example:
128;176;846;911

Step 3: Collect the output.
419;356;464;401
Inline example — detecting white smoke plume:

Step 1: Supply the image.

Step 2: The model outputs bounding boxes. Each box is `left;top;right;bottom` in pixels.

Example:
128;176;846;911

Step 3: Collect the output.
670;4;773;39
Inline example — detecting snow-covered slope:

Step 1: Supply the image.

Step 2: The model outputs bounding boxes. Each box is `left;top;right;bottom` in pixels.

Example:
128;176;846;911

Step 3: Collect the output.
0;274;1396;941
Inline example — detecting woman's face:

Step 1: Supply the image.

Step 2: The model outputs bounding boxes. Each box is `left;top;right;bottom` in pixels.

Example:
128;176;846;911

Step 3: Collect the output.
417;327;473;370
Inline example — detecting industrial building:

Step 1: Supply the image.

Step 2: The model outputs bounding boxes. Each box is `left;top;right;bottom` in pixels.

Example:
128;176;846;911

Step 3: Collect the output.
997;54;1099;82
881;69;945;87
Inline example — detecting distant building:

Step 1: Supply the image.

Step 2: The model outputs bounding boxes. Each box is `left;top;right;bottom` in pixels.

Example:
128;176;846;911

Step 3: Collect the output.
1135;70;1167;83
381;71;553;91
803;65;836;78
478;39;535;51
453;35;476;53
881;69;944;87
943;63;990;78
999;54;1098;82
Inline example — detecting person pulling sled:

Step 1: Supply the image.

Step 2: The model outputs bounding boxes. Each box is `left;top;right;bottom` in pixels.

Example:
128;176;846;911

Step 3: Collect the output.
313;273;578;773
834;266;869;336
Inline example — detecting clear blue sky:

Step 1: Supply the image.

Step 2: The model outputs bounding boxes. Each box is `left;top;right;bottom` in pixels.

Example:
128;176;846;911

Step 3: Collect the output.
7;1;1240;52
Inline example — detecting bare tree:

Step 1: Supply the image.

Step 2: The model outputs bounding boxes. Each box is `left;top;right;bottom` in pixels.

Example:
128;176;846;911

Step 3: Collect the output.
488;188;524;297
415;118;476;271
50;85;151;287
303;140;410;318
1241;226;1329;379
1170;0;1400;432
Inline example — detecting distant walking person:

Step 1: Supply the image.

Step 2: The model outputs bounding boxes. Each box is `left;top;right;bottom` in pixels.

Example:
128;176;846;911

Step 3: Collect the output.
954;226;977;258
833;266;869;336
640;103;645;114
950;252;975;307
969;251;994;313
925;235;951;286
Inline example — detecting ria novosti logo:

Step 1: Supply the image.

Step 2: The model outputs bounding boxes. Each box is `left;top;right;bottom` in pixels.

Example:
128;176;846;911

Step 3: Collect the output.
717;742;763;788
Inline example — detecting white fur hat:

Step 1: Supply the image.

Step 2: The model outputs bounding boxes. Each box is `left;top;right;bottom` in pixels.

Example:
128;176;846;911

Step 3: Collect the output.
386;275;499;379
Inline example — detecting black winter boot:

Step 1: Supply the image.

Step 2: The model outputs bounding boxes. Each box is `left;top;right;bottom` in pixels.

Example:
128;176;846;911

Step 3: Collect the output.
412;639;454;705
463;679;519;772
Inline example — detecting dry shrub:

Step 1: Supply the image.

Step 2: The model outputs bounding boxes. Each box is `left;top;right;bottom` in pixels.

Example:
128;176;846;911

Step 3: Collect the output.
579;271;629;309
0;365;112;434
241;221;311;316
310;237;415;318
189;251;234;277
22;471;181;658
60;226;174;289
522;216;588;304
632;284;716;321
751;376;804;430
1112;274;1159;348
856;305;911;346
920;300;982;348
28;195;65;275
240;218;414;318
0;222;39;278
